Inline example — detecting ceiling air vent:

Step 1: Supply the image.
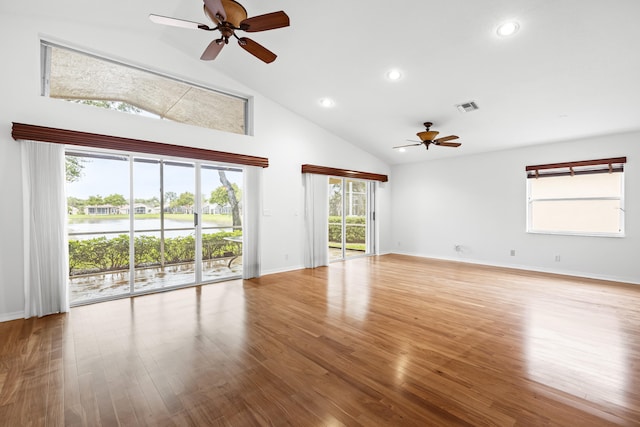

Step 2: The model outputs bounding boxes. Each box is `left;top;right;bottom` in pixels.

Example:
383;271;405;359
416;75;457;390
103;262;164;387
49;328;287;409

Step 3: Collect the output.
456;101;479;113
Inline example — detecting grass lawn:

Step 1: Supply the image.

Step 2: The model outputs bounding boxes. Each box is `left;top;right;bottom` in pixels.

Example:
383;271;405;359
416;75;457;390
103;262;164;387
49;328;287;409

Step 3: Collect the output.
329;242;366;251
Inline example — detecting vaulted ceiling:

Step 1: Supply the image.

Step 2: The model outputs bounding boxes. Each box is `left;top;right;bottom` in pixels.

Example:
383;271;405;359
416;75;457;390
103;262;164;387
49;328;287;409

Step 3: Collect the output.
5;0;640;165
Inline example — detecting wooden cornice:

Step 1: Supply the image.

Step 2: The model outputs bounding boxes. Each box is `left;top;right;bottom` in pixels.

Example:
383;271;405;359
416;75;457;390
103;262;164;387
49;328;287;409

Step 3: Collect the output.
11;122;269;168
526;157;626;172
301;164;388;182
526;157;626;178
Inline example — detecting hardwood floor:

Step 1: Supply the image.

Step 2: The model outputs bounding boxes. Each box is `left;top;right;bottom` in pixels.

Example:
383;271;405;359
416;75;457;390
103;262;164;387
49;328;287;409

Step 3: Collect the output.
1;254;640;426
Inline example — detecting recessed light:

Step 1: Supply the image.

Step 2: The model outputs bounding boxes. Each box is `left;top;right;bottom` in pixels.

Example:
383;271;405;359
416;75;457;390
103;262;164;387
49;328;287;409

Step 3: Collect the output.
386;69;402;81
496;21;520;37
398;147;406;153
319;97;335;108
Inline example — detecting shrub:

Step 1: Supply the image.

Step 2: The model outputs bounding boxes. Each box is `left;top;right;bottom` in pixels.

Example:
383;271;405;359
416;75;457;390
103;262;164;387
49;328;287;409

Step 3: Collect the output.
69;229;243;275
328;216;366;244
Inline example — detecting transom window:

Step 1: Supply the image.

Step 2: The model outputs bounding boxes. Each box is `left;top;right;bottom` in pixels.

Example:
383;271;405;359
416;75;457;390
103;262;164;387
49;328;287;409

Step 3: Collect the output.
41;41;249;134
526;157;626;237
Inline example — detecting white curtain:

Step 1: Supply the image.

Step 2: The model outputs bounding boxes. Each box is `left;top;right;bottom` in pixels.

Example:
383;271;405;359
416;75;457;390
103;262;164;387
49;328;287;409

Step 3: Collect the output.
303;173;329;268
242;166;262;279
21;141;69;317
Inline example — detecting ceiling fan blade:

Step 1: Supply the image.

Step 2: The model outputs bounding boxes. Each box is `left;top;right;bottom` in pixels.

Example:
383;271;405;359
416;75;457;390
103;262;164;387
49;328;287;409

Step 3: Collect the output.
240;11;290;32
203;0;226;22
434;135;459;143
237;37;277;63
149;14;212;30
436;142;462;147
393;143;423;149
417;130;439;141
200;40;225;61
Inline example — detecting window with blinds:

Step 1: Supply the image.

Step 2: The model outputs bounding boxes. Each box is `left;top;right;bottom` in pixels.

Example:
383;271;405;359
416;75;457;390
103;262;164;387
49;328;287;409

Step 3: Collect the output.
526;157;626;236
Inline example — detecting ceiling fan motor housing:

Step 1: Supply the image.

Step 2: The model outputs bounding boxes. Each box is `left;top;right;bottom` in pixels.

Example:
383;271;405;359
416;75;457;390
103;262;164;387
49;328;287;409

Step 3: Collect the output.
205;0;248;26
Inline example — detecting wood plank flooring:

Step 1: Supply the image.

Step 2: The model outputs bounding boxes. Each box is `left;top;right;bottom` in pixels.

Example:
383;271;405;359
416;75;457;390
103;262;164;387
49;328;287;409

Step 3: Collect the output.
1;254;640;426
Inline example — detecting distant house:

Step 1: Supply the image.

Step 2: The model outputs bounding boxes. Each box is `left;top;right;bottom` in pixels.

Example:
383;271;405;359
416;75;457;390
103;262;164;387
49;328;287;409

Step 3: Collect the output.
202;203;232;215
119;204;151;214
84;205;119;215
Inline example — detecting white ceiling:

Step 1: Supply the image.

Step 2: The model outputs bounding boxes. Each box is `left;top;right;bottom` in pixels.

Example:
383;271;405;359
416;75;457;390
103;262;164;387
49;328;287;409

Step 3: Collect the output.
6;0;640;165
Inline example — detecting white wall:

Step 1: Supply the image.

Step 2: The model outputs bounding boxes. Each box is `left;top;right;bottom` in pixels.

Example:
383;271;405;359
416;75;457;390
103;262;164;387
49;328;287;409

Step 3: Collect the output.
0;13;391;321
391;131;640;284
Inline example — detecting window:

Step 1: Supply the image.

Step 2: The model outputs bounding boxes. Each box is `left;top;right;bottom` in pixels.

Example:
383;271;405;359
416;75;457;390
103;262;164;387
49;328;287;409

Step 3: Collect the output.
41;42;249;134
526;157;626;236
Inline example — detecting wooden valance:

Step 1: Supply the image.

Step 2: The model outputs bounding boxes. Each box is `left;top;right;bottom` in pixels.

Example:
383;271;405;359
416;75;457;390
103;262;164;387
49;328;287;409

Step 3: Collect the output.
526;157;626;179
11;122;269;168
301;164;388;182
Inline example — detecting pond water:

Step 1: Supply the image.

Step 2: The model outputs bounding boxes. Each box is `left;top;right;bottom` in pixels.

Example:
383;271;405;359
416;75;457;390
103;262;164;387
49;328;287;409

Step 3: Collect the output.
68;217;233;239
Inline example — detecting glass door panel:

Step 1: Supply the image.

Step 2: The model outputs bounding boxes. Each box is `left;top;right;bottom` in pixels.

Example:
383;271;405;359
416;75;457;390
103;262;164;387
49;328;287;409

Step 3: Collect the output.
200;166;244;281
66;152;131;303
329;178;343;261
133;159;196;292
345;179;367;258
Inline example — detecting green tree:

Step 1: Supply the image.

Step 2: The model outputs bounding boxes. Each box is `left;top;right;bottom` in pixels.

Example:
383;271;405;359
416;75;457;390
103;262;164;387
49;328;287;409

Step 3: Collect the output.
67;196;85;210
209;184;242;207
164;191;177;212
329;182;342;217
65;156;85;183
68;99;143;114
172;192;194;211
86;195;104;206
104;193;127;207
216;171;242;226
135;196;160;208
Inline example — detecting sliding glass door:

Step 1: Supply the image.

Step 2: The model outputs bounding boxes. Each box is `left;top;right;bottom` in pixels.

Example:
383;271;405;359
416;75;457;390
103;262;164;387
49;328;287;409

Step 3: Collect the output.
329;177;373;261
66;150;242;305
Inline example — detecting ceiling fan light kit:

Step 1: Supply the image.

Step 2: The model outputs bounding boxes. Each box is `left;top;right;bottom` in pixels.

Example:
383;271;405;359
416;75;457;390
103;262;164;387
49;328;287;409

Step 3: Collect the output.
150;0;290;63
393;121;462;151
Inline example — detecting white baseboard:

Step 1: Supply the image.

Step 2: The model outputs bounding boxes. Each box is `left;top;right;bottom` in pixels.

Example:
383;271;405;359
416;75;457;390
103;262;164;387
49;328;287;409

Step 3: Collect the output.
0;311;24;323
390;251;640;286
260;264;306;276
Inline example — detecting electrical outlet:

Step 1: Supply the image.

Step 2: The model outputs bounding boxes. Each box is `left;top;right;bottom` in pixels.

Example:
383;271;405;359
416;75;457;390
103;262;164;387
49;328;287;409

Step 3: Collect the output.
510;249;516;256
555;255;561;262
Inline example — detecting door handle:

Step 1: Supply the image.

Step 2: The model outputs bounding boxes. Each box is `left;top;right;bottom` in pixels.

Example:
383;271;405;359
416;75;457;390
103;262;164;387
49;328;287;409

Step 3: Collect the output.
194;213;198;227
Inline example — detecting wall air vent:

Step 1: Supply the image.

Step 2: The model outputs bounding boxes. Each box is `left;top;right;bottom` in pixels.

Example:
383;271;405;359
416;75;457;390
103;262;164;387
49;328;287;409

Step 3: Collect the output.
456;101;479;113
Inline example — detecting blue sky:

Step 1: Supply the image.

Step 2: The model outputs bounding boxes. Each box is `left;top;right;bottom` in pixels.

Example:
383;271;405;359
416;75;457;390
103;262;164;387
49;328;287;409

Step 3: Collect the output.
66;155;242;200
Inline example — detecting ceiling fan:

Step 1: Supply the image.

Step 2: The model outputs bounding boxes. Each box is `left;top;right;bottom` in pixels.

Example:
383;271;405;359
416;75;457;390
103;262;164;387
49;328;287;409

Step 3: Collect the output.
394;122;462;150
149;0;290;64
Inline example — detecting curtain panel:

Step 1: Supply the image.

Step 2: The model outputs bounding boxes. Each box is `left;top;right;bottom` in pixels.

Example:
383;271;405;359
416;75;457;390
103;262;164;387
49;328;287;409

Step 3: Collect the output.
21;141;69;317
303;173;329;268
242;166;262;279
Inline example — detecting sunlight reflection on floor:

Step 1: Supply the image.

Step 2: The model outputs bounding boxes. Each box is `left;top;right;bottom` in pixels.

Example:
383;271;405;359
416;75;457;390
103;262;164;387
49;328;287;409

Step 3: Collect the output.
526;300;627;406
